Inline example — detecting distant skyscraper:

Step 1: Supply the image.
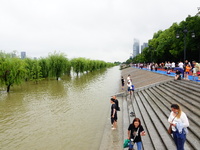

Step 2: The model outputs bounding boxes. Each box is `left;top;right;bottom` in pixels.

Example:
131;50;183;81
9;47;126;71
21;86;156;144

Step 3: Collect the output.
21;51;26;59
133;39;140;58
141;42;148;53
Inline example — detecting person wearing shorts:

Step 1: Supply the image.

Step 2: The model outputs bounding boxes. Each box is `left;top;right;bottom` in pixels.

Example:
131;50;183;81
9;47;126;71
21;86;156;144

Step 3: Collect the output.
127;81;133;96
185;64;191;80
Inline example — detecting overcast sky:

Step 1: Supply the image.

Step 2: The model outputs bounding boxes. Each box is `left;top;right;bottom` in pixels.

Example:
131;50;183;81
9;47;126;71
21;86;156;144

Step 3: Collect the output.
0;0;199;62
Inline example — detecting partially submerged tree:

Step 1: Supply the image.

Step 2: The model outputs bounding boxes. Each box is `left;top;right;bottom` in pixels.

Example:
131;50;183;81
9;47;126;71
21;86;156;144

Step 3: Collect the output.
0;57;26;92
48;52;71;80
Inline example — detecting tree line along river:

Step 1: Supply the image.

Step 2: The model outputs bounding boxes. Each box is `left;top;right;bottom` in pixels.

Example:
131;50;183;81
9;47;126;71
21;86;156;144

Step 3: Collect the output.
0;66;121;150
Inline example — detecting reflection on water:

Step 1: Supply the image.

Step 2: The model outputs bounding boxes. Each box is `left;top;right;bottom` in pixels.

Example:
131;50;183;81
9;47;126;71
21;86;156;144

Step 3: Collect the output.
0;66;121;150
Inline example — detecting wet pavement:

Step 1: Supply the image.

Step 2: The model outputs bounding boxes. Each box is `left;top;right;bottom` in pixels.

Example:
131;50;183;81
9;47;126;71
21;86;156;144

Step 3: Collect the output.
99;67;172;150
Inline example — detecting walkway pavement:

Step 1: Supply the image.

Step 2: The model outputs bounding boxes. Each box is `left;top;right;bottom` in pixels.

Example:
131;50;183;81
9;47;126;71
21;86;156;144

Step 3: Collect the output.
99;66;200;150
99;67;173;150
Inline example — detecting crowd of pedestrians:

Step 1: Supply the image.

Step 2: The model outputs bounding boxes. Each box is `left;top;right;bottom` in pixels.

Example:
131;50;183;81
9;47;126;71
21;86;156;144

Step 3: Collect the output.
133;60;200;81
112;68;190;150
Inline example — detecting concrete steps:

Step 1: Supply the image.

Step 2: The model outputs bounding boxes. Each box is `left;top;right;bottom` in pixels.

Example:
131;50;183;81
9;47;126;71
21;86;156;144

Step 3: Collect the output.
124;79;200;150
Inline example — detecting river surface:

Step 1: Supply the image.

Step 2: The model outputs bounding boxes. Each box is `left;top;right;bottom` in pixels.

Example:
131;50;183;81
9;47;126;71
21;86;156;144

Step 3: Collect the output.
0;66;121;150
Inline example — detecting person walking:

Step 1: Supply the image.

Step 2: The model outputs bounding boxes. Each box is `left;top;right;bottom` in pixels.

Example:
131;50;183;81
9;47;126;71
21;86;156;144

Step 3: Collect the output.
172;62;176;70
185;64;191;80
127;81;133;97
178;61;184;69
127;118;146;150
192;61;200;80
127;74;132;84
154;63;158;71
110;98;117;130
121;76;125;90
192;63;197;81
168;104;189;150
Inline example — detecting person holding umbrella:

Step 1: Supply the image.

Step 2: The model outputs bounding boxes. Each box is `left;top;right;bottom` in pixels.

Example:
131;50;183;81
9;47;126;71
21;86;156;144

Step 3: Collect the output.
175;69;182;80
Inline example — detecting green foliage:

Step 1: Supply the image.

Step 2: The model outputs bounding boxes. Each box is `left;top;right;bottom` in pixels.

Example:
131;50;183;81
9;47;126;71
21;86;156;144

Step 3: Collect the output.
71;58;114;75
29;59;44;83
38;58;50;78
48;52;71;80
133;15;200;63
0;50;114;92
0;56;27;92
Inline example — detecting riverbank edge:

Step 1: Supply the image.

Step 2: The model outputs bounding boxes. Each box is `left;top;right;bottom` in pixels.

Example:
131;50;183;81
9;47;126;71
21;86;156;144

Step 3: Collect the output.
98;66;174;150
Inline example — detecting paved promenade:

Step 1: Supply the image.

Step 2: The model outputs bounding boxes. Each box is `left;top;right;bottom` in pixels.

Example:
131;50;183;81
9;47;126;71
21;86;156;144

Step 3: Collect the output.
99;67;200;150
99;67;173;150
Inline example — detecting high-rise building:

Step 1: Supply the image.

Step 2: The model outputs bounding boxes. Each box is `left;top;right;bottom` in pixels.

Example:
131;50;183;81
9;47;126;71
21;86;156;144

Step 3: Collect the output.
133;39;140;58
141;42;148;53
21;51;26;59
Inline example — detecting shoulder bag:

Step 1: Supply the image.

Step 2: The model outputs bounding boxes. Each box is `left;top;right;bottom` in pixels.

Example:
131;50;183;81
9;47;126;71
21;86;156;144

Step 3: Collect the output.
168;115;176;134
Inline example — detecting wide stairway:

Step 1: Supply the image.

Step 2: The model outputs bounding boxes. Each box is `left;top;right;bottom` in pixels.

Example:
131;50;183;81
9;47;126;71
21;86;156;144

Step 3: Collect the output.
122;79;200;150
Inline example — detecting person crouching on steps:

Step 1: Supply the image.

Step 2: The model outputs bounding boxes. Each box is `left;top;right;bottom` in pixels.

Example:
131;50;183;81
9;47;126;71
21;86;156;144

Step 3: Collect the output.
127;118;146;150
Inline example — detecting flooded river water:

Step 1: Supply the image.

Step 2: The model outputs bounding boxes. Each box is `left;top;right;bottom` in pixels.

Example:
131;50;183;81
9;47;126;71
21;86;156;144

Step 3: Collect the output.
0;66;121;150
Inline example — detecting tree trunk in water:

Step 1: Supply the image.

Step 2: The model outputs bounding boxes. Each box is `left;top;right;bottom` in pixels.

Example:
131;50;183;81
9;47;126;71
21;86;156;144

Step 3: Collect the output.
7;84;11;92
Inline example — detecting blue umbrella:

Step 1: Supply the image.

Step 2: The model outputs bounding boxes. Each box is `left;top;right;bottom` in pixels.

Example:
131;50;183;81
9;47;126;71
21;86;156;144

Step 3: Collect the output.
174;67;184;77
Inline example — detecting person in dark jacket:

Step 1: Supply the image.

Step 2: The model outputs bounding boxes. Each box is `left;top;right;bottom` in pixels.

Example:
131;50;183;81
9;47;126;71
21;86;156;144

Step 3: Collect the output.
175;69;181;80
110;98;117;130
112;95;120;111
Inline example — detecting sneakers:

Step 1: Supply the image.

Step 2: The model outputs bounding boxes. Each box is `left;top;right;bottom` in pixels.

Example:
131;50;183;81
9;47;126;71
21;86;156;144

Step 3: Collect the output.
111;127;116;130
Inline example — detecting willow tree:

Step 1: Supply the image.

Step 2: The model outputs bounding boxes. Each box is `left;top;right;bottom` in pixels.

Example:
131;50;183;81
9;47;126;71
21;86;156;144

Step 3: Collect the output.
38;57;50;78
48;52;70;80
0;57;26;92
71;58;85;76
29;59;43;83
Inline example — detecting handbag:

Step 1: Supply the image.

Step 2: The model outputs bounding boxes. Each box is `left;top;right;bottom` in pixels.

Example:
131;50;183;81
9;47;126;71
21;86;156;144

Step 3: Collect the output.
168;115;177;134
117;106;120;111
124;127;140;148
168;125;172;134
123;139;130;148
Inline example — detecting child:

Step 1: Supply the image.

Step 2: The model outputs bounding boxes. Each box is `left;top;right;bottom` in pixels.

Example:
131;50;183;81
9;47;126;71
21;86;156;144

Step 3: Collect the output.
185;64;191;80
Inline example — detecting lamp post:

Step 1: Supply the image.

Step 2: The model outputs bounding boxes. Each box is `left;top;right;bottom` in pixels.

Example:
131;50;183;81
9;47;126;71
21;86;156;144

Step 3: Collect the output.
176;29;195;61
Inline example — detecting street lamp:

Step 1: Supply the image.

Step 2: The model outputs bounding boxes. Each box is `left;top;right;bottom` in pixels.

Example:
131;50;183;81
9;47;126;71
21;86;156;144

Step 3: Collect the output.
176;29;195;61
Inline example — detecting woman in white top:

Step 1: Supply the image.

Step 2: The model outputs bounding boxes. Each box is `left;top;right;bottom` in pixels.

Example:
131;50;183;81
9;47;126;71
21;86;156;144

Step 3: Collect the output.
168;104;189;150
127;81;133;97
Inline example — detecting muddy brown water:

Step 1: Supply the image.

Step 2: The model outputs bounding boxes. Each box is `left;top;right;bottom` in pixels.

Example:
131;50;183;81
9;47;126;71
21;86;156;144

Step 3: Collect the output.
0;66;121;150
